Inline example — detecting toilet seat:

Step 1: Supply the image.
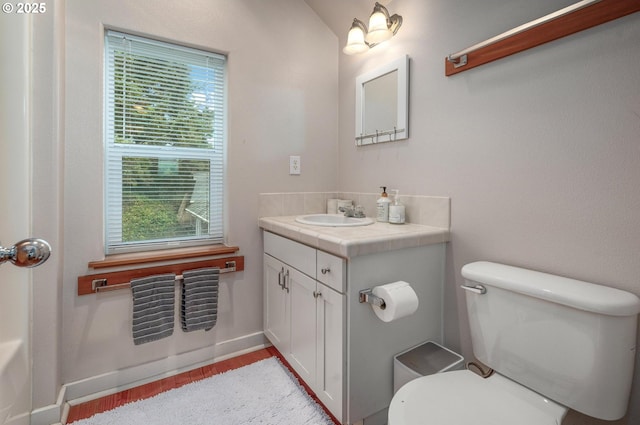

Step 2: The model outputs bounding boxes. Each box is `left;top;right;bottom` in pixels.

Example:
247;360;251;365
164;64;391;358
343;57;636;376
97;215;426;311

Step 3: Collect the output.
388;370;567;425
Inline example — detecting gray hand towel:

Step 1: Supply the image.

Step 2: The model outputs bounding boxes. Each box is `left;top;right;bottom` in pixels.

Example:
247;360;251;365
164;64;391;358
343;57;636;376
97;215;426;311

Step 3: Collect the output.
181;267;219;332
131;273;175;345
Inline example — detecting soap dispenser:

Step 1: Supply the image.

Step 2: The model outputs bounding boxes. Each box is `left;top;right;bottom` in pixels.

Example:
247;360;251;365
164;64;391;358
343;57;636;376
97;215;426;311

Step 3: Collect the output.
389;189;405;224
376;187;391;222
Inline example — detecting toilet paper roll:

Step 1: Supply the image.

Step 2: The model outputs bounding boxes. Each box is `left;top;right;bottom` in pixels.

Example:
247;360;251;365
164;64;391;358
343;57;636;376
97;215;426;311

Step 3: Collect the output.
371;281;419;323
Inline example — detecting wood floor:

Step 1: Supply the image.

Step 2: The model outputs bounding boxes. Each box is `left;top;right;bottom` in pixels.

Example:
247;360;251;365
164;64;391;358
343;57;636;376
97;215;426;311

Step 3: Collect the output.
66;346;339;424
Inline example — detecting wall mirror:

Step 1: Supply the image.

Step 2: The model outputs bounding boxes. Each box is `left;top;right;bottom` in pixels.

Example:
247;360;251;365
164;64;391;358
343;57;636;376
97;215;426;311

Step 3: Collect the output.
355;55;409;146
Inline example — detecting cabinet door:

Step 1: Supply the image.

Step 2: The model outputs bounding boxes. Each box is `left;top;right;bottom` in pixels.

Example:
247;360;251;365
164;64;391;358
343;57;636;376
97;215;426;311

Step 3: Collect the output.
263;254;289;354
288;266;318;387
315;283;345;422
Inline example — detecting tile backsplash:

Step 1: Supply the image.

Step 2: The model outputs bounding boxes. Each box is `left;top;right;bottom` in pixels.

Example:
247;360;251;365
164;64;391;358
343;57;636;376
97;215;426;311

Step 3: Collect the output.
259;192;450;229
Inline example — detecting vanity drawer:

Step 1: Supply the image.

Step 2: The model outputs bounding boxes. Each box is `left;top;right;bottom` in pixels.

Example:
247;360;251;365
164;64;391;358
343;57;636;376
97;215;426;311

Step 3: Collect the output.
317;251;345;293
264;232;316;278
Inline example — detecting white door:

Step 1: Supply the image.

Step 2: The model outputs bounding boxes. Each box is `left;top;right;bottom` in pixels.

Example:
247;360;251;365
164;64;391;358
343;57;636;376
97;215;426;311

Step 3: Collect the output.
0;10;32;424
1;11;50;425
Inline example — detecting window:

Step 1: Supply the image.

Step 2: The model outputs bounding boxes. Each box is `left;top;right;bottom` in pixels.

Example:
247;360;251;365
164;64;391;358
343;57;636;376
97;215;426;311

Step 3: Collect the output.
104;31;226;254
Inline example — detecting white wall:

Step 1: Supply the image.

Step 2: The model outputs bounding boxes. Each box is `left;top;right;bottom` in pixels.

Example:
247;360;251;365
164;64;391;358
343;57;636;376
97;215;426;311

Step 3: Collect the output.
335;0;640;424
61;0;338;388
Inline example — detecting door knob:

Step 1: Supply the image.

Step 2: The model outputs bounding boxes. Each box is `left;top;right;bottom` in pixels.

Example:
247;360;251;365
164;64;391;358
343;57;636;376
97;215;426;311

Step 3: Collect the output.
0;238;51;268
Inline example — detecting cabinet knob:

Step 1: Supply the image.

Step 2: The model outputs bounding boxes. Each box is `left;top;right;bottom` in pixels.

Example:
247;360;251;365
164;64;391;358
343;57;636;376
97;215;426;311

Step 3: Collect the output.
321;267;330;274
313;290;322;299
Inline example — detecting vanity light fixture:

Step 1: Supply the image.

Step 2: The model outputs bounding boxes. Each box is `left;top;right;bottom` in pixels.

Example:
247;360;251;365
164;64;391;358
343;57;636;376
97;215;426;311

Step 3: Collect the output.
343;2;402;55
343;18;370;55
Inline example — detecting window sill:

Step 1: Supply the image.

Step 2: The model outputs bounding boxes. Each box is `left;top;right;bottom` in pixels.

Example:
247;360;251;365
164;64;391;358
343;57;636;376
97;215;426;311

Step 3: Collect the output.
88;244;240;269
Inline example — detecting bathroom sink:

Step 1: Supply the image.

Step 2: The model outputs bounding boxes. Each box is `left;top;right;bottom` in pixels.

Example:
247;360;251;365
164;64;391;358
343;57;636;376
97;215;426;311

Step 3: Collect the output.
295;214;374;227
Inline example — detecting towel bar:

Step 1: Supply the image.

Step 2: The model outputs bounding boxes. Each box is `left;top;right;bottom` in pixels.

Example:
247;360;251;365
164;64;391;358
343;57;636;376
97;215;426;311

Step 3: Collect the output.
77;256;244;295
92;261;236;292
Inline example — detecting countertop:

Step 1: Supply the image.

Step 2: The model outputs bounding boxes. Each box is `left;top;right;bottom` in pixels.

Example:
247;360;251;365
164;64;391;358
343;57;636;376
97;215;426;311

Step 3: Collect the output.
259;215;449;258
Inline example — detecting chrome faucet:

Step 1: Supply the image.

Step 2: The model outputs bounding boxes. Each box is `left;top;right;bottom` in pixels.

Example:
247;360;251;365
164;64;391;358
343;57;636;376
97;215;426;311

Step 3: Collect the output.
339;205;366;218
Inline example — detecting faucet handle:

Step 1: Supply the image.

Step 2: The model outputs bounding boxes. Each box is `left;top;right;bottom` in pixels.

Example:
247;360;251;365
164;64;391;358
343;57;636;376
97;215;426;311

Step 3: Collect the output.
339;205;355;217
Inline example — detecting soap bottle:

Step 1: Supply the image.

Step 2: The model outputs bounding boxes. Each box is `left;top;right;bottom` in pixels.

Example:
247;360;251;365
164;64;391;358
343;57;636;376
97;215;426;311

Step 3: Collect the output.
376;187;391;222
389;189;406;224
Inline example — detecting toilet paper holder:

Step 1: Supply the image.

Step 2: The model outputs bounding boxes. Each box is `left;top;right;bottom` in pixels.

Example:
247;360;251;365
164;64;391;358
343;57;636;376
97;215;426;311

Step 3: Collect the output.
359;288;386;310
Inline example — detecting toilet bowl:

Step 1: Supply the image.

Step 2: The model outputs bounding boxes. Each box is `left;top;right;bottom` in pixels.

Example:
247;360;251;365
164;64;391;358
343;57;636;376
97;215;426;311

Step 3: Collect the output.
388;261;640;424
388;370;566;425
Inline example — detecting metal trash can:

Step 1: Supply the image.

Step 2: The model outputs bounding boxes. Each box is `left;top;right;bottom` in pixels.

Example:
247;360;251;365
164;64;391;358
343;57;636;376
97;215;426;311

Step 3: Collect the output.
393;341;464;393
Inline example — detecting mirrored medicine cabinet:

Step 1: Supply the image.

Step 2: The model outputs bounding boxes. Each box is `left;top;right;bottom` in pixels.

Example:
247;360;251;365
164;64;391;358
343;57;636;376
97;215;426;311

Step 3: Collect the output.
355;55;409;146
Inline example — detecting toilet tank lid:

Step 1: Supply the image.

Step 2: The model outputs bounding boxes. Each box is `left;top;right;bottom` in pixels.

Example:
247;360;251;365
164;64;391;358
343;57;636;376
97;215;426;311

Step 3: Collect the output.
462;261;640;317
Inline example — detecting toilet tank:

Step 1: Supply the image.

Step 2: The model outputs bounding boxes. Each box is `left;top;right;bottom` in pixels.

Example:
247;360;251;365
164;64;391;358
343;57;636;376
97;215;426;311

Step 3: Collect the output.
461;261;640;421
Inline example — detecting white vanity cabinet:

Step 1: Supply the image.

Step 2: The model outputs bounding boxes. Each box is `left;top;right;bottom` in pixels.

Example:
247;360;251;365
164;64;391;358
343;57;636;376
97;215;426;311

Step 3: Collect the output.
262;225;446;425
263;231;345;422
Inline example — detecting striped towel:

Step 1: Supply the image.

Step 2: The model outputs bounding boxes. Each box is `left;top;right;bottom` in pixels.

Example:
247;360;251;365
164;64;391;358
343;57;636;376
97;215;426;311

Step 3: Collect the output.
131;273;175;345
181;267;219;332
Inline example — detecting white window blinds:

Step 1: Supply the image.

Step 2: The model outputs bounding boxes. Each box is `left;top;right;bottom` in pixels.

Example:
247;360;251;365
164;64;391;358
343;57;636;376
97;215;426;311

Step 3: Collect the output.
104;30;226;253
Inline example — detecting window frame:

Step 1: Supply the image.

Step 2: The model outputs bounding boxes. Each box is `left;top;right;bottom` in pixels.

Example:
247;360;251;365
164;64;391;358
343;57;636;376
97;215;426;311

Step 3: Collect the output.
104;30;227;254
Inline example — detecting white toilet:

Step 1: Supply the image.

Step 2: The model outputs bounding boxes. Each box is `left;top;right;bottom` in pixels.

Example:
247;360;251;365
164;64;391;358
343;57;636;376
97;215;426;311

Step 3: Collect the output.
389;261;640;424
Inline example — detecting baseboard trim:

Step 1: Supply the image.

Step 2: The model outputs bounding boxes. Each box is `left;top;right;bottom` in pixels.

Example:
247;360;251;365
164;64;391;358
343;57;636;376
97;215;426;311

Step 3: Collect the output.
30;384;66;425
31;332;267;425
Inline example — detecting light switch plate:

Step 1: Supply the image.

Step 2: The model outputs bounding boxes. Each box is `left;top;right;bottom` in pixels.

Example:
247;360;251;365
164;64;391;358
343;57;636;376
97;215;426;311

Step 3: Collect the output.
289;155;301;175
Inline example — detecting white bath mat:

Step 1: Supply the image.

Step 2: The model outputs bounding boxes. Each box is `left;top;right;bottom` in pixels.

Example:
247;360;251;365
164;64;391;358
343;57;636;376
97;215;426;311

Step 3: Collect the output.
71;357;335;425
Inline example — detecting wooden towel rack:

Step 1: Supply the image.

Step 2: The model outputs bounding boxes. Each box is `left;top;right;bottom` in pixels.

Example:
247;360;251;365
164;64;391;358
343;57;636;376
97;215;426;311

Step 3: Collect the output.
77;255;244;295
445;0;640;76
